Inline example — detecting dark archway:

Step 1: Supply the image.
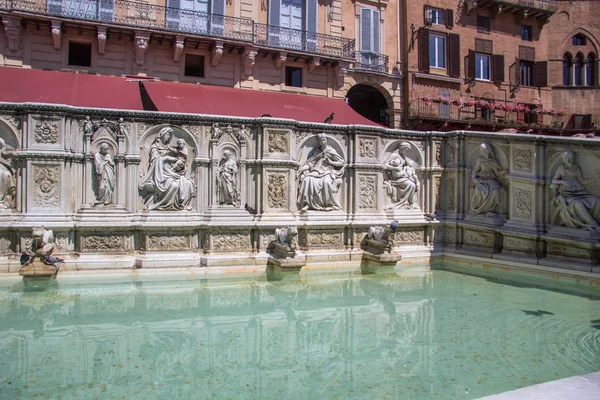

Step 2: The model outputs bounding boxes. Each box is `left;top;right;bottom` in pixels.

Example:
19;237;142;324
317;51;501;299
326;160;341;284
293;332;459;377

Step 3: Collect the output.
346;84;391;127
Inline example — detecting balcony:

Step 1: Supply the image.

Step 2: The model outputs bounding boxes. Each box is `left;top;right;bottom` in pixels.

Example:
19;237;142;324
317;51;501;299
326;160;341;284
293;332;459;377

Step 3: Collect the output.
408;99;566;133
1;0;356;61
468;0;558;19
351;51;389;73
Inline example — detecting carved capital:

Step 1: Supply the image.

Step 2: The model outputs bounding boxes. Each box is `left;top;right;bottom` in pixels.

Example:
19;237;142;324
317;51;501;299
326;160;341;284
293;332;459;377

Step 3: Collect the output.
334;62;349;87
2;17;22;52
275;52;287;68
134;32;151;66
51;21;61;50
308;57;320;72
211;41;224;67
243;48;258;77
97;27;107;55
173;36;184;62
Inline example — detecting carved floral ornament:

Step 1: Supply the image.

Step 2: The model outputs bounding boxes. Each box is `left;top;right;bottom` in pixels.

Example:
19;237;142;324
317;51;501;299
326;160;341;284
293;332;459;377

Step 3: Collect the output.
35;121;59;144
33;165;59;208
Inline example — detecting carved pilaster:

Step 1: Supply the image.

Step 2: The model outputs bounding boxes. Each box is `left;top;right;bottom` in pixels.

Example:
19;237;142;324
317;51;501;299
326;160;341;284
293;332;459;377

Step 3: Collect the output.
97;27;107;55
2;17;22;52
51;21;61;50
243;48;258;77
173;36;184;62
275;52;287;68
333;62;348;87
211;41;223;67
308;57;320;72
134;32;150;66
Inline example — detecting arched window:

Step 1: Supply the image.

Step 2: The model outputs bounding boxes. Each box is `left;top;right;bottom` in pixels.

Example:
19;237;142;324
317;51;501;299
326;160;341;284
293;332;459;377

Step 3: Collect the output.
586;53;595;86
563;53;573;86
574;53;584;86
572;34;587;46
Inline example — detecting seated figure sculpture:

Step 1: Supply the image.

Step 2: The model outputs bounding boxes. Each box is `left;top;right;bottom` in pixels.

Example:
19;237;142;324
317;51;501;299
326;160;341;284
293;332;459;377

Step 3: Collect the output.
471;143;506;216
383;142;420;209
551;150;600;232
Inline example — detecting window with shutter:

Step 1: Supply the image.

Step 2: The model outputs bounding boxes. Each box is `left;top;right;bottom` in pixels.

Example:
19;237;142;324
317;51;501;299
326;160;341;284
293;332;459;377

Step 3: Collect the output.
166;0;181;29
534;61;547;87
99;0;114;22
467;49;475;79
418;29;430;73
211;0;226;35
359;8;381;69
448;33;460;77
268;0;282;45
305;0;318;51
492;54;504;83
477;16;490;33
445;9;454;29
47;0;62;14
429;33;446;69
439;89;450;118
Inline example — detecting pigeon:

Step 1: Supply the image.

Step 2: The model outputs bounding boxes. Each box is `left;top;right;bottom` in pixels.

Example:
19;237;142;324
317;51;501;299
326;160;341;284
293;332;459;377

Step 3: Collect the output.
43;255;64;265
260;114;272;118
244;203;257;215
324;112;334;124
20;252;32;266
424;212;437;221
389;220;399;233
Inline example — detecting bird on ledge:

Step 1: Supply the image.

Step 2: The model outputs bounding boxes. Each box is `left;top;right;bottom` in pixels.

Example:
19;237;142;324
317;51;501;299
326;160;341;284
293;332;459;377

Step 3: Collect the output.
244;203;257;214
324;112;334;123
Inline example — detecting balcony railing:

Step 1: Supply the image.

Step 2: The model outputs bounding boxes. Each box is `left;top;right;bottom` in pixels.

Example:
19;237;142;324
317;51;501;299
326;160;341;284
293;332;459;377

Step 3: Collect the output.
409;100;565;129
474;0;558;13
253;23;355;59
352;51;389;73
1;0;357;60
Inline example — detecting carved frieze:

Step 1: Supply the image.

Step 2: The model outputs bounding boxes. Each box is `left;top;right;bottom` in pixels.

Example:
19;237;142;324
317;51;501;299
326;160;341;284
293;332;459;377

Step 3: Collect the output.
82;235;125;252
445;228;456;243
435;142;441;165
464;230;493;246
147;235;189;251
550;243;589;258
308;232;343;246
358;138;376;158
267;131;288;153
34;121;59;144
514;188;532;218
395;229;422;243
210;232;251;251
358;175;376;210
267;173;288;209
448;177;456;209
514;149;532;171
32;165;59;208
504;237;534;252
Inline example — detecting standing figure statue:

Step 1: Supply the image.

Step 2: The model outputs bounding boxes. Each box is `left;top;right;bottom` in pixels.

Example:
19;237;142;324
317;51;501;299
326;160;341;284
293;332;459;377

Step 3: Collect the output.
550;151;600;232
217;150;239;206
471;143;505;216
0;138;15;209
138;127;195;211
94;143;116;206
297;133;345;211
383;142;420;209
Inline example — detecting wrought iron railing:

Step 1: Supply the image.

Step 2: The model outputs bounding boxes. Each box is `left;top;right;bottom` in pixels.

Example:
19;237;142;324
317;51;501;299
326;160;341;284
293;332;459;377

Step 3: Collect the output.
253;23;355;59
409;100;565;129
477;0;558;13
352;51;389;73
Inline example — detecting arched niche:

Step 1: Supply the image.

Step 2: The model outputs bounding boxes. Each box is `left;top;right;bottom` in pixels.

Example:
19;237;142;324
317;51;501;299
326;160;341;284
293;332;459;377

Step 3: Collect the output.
0;119;20;150
296;134;346;165
382;140;424;167
139;125;198;176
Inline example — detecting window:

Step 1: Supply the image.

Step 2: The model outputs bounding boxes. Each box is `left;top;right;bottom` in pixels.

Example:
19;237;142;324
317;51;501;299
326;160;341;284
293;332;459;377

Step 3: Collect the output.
166;0;225;35
586;53;595;86
572;34;587;46
431;8;444;25
184;54;205;77
477;16;490;33
563;53;573;86
521;25;532;41
268;0;317;51
574;53;584;86
285;66;302;87
359;8;381;69
68;41;92;67
475;54;490;80
523;104;538;124
429;34;446;69
520;61;534;86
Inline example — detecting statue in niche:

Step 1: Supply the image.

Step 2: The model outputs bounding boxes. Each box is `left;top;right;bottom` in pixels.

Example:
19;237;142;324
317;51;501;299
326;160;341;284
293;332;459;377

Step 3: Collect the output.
550;150;600;232
471;143;506;216
383;142;420;209
114;117;128;137
211;123;223;141
297;133;345;211
139;127;194;211
217;150;239;206
0;137;15;209
93;143;116;206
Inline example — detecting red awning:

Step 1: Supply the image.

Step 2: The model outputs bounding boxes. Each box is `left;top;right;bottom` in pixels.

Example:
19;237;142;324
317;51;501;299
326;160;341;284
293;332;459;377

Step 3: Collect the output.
0;67;382;126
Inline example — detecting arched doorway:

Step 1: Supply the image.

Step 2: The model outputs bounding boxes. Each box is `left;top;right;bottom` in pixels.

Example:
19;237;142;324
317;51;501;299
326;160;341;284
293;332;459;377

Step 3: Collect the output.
346;84;391;127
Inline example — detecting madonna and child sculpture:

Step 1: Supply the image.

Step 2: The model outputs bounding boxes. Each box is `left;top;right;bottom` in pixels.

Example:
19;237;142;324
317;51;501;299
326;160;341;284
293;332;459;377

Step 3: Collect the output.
0;137;15;209
383;142;420;209
139;127;194;211
297;133;345;212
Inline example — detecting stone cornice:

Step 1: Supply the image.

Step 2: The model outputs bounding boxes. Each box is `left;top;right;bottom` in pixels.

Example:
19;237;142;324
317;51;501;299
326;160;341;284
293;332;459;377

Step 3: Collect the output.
14;150;84;161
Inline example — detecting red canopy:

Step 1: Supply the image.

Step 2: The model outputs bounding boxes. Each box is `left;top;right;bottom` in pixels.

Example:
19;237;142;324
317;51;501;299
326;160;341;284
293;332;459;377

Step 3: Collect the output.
0;67;381;126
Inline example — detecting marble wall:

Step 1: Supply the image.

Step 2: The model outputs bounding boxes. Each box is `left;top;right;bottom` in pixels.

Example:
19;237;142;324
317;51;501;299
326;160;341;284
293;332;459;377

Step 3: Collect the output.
0;107;599;272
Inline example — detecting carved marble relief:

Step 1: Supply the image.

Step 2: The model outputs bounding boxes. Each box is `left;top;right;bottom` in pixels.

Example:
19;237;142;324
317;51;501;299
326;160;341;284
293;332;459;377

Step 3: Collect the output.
139;127;195;211
297;133;345;212
308;232;343;246
34;121;59;144
395;229;422;244
514;149;532;171
471;143;506;216
358;138;376;158
217;150;239;206
358;175;376;210
0;138;15;209
147;235;189;251
514;188;532;218
267;173;287;209
82;235;125;252
504;237;534;252
267;131;288;153
464;230;493;246
33;165;59;208
550;151;600;232
210;232;251;251
434;176;441;210
383;142;420;209
93;143;116;206
448;177;456;210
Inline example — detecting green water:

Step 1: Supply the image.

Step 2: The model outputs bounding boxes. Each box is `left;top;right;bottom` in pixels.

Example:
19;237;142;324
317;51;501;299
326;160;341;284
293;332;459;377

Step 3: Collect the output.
0;270;598;400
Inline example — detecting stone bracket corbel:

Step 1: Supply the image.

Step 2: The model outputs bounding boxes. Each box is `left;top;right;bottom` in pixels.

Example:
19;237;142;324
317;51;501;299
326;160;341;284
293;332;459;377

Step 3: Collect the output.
275;52;287;68
308;57;320;73
211;41;224;67
97;27;107;55
2;16;22;52
243;47;258;77
134;31;150;66
333;61;349;87
51;20;61;50
173;35;184;62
